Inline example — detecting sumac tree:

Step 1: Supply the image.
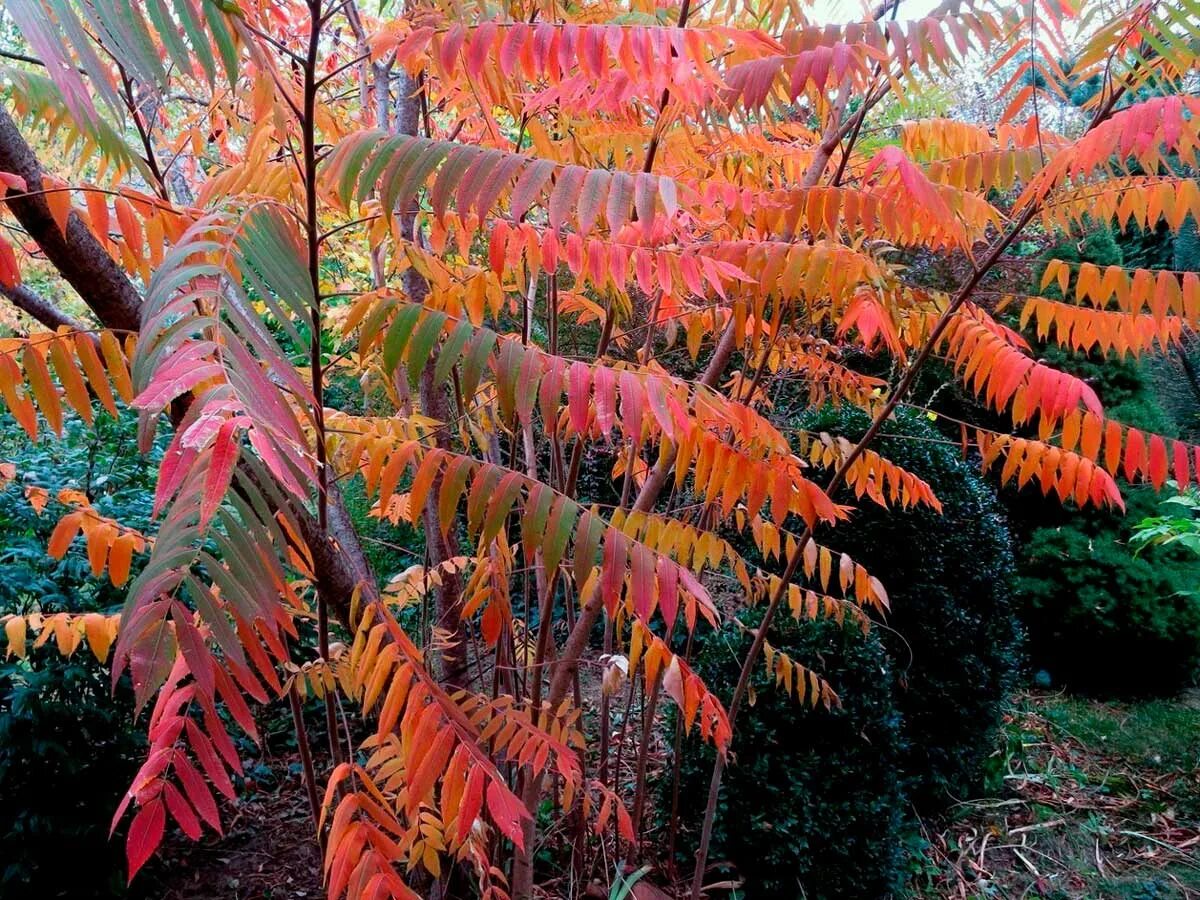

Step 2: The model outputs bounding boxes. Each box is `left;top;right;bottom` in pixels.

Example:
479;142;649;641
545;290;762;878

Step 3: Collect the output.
0;0;1197;897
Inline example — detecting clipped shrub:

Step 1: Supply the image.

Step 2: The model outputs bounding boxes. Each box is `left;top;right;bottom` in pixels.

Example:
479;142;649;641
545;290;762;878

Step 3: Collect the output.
802;406;1022;812
1015;486;1200;695
669;608;906;899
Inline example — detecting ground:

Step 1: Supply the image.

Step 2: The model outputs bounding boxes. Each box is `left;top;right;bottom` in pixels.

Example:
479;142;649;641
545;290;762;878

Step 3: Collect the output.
913;692;1200;900
134;691;1200;899
136;750;324;900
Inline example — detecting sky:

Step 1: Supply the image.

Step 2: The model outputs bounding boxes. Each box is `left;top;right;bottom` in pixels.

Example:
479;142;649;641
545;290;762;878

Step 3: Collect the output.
807;0;944;24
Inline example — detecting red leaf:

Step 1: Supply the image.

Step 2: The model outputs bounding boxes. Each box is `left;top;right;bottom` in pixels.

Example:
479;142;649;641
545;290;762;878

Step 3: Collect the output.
126;798;166;882
599;528;628;615
163;782;203;840
0;171;27;194
171;602;214;699
0;235;19;289
485;778;528;848
439;24;466;74
457;765;486;843
1173;440;1190;488
134;361;224;412
200;419;240;529
185;719;236;800
618;371;646;441
1148;434;1168;490
466;21;497;79
1123;428;1145;482
630;543;657;623
174;749;223;832
592;365;616;436
567;362;591;434
657;556;679;630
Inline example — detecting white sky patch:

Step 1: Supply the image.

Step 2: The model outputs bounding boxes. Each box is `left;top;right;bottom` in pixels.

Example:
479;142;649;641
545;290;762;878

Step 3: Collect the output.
805;0;944;25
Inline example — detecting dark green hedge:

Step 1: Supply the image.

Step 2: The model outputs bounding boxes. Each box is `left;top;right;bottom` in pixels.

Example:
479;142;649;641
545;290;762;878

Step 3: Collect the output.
669;609;906;899
802;406;1022;812
1015;486;1200;695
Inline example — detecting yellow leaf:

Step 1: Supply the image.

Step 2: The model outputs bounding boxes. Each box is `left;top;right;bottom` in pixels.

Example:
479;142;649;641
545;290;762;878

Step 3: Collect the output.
421;843;441;878
73;333;118;418
22;344;62;435
86;523;112;576
108;533;136;587
83;613;113;662
4;616;26;659
47;513;82;558
99;331;133;402
47;338;92;424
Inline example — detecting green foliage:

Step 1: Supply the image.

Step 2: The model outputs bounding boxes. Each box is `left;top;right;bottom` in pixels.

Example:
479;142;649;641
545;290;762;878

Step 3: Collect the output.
1176;215;1200;271
339;474;425;590
1132;486;1200;557
670;608;907;899
1048;219;1124;270
804;406;1022;812
0;413;159;898
1120;221;1177;271
0;650;145;899
1016;485;1200;695
0;417;155;613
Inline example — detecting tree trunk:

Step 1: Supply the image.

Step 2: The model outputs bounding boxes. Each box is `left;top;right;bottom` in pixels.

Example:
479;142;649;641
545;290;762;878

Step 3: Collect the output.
394;73;470;688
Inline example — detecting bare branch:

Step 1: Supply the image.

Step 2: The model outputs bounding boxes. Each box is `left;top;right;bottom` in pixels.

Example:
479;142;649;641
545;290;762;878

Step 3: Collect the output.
0;282;88;332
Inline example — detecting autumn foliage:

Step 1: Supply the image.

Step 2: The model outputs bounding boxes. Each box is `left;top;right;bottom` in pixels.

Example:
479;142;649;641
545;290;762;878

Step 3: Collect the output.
0;0;1198;896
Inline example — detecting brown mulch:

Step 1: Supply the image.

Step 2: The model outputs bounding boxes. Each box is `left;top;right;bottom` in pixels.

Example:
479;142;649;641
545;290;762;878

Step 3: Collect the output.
915;699;1200;899
135;753;324;900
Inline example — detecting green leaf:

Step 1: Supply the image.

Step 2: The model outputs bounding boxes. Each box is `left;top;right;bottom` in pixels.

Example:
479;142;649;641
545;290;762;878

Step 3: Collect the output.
542;497;579;577
382;303;423;373
406;308;448;387
433;319;474;386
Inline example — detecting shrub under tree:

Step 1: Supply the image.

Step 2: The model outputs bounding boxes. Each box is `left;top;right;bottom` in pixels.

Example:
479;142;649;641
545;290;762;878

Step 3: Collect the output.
670;608;906;899
803;406;1022;812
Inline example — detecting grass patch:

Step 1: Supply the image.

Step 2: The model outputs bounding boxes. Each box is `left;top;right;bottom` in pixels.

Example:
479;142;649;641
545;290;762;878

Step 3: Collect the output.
913;691;1200;899
1038;695;1200;773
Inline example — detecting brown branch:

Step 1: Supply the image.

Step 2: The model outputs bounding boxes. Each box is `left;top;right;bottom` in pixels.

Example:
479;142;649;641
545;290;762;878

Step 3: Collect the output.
0;48;46;68
0;105;142;334
0;283;87;332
